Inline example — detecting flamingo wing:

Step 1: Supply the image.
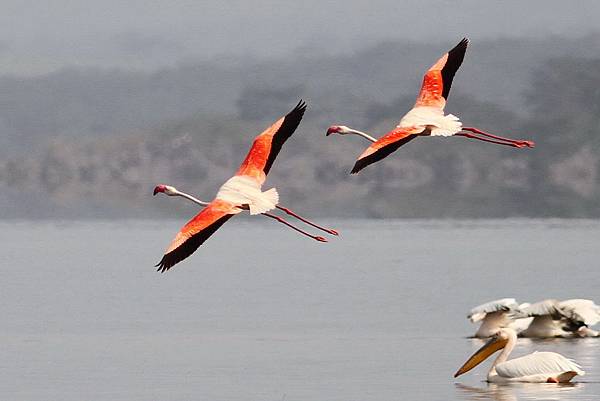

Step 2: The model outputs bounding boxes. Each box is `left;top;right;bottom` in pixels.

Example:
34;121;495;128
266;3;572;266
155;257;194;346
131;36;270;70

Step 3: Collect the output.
496;352;584;379
350;126;422;174
235;100;307;184
155;199;238;272
413;38;468;109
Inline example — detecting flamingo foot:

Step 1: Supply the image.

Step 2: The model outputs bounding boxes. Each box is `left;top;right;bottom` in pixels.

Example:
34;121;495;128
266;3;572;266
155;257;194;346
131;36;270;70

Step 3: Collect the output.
315;236;328;242
518;140;535;148
512;140;535;148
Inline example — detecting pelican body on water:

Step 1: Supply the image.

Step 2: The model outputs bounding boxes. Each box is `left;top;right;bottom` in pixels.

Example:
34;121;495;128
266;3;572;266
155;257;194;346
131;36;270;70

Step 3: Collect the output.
455;328;584;383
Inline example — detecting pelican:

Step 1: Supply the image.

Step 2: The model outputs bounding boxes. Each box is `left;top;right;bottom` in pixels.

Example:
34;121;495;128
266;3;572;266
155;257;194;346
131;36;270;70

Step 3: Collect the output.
468;298;532;338
454;328;584;383
514;299;600;338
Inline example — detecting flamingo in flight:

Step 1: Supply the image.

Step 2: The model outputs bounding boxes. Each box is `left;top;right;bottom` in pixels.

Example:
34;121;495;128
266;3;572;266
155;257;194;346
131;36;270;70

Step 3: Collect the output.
326;38;535;174
153;101;337;272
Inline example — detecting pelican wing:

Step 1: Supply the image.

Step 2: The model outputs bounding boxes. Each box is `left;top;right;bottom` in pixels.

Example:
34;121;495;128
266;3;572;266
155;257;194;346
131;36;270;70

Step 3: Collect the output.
508;316;534;333
413;38;468;109
559;299;600;326
155;199;238;272
496;352;584;378
350;126;422;174
468;298;518;322
235;100;306;184
512;299;561;318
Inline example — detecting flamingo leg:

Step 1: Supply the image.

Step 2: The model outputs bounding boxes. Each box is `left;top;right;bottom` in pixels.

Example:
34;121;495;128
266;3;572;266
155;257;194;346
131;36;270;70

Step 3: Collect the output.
455;132;525;148
262;212;327;242
275;205;339;236
461;127;534;148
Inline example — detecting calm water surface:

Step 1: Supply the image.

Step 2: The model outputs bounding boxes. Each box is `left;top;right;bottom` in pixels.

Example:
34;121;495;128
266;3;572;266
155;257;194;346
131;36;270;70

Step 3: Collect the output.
1;219;599;400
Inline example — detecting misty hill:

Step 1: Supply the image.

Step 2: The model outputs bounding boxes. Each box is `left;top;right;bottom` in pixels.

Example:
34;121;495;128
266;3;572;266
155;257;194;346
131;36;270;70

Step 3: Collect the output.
2;35;600;155
1;36;599;219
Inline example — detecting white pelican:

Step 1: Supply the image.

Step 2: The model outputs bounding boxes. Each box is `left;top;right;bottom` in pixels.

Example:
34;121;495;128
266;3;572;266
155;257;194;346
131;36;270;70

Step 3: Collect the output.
514;299;600;338
468;298;532;338
454;328;584;383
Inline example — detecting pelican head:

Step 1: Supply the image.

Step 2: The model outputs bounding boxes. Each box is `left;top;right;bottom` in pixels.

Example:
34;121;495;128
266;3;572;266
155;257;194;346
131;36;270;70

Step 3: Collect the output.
454;328;513;378
153;184;179;196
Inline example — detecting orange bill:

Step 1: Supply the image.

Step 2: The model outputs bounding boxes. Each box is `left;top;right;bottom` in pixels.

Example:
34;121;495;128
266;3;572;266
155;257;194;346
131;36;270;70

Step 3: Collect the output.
454;335;508;378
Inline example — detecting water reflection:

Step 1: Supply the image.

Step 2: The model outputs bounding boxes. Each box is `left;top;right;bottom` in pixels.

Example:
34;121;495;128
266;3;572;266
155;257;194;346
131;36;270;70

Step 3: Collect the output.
455;382;583;401
455;383;518;401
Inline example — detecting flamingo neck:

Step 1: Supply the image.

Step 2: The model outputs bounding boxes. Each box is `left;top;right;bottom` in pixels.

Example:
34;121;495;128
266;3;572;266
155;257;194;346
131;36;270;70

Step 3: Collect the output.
489;331;517;379
347;128;377;143
173;190;210;206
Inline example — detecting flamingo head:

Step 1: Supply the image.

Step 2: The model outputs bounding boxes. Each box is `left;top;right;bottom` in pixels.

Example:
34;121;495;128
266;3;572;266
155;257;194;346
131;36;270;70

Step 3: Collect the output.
153;184;178;196
326;125;352;136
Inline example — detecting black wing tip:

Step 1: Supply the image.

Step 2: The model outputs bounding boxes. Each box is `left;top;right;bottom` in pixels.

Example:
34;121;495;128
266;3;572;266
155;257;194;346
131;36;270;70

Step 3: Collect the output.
448;37;469;58
290;99;307;116
261;99;307;176
441;38;469;100
450;37;469;54
155;257;171;273
350;159;366;174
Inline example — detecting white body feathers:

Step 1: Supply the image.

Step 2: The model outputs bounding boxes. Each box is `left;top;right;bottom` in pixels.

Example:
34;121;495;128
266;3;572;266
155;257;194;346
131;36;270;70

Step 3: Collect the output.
398;106;462;137
492;352;584;383
216;175;279;215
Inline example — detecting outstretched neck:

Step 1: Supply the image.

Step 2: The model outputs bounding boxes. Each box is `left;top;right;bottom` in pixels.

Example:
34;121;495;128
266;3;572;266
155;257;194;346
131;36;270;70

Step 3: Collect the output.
347;128;377;143
489;332;516;379
174;190;210;206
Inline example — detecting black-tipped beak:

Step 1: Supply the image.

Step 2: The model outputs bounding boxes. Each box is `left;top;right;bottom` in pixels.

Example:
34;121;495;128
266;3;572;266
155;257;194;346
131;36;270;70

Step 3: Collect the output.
326;127;336;136
153;186;161;196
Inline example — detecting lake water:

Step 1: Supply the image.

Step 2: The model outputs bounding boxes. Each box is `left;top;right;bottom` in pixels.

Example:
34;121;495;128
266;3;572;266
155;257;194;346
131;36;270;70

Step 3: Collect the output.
1;219;599;400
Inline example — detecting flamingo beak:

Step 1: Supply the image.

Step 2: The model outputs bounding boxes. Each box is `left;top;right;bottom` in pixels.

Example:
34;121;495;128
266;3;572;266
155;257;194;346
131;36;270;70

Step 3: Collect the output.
454;335;508;378
153;185;165;196
326;126;339;136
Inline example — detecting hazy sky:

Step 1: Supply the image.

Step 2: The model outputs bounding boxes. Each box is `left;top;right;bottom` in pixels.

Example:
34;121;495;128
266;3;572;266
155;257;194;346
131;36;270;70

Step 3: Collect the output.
2;0;599;74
